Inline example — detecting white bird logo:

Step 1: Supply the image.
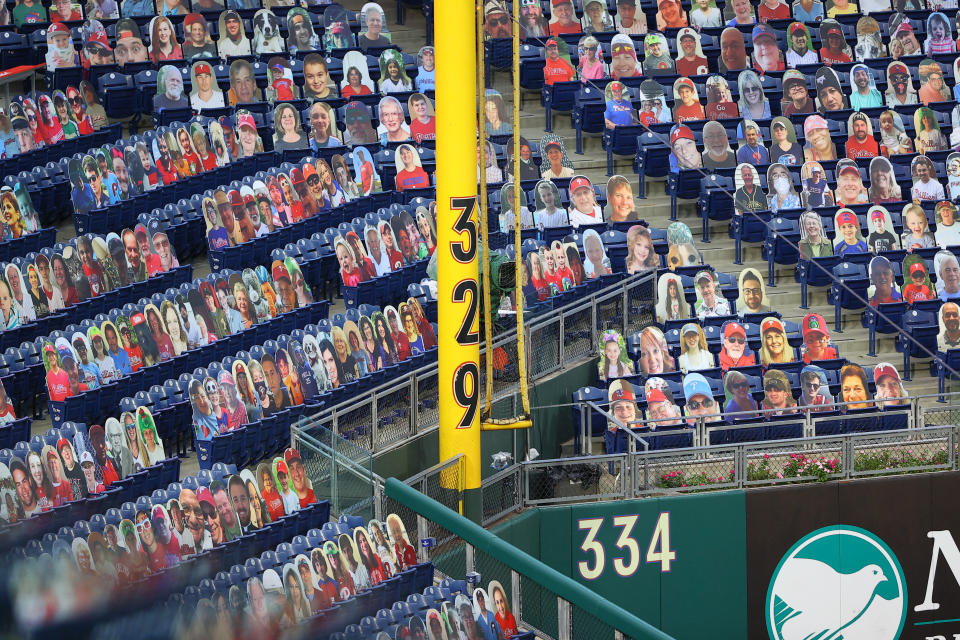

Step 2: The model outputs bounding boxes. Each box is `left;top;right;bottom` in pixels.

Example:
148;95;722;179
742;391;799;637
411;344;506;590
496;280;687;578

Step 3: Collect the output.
771;558;888;640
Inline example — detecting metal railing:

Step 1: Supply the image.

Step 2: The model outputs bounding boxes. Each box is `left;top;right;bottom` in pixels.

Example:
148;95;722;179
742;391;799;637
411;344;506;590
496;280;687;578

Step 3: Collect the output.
294;416;376;519
385;478;677;640
520;424;958;506
292;271;656;455
577;392;960;457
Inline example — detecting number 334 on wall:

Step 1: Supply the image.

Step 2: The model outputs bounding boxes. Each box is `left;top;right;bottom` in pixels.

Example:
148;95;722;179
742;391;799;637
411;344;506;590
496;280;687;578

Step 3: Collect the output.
577;513;676;579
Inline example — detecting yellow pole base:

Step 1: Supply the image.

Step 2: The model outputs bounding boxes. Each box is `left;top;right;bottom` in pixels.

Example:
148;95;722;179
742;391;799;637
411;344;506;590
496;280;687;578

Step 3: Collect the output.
481;419;533;431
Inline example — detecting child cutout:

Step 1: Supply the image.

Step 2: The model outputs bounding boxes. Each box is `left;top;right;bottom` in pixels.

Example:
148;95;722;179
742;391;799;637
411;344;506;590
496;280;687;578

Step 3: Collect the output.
925;12;955;55
499;182;536;232
378;49;412;94
757;0;790;21
901;203;937;251
688;0;720;28
539;135;574;179
678;323;715;372
724;0;755;26
902;255;934;303
834;208;869;256
706;74;740;120
582;229;612;278
936;200;960;246
45;23;79;71
878;109;913;157
865;206;899;253
598;329;634;381
656;272;692;323
818;20;852;65
394;145;430;191
868;255;903;306
915;106;948;154
800;313;838;363
673;78;704;123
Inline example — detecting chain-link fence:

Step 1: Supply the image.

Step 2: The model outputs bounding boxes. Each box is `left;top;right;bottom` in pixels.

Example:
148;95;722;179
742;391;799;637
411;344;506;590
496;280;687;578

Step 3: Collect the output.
293;415;375;519
292;271;655;456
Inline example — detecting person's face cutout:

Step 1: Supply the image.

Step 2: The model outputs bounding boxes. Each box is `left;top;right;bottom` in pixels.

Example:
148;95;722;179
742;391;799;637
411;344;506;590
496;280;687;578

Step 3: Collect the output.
721;28;746;70
485;8;511;38
840;365;870;409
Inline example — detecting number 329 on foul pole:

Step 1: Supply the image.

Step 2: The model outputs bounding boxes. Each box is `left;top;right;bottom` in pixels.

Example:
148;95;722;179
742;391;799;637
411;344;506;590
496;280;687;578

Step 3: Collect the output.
447;196;480;430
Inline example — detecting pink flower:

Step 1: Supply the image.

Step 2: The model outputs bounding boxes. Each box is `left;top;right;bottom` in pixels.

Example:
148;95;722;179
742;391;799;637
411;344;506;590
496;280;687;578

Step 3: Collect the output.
776;472;783;479
763;453;770;459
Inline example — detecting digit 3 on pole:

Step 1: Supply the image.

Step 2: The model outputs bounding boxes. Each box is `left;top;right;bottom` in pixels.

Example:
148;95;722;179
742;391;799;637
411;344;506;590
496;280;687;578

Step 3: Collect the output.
436;0;481;518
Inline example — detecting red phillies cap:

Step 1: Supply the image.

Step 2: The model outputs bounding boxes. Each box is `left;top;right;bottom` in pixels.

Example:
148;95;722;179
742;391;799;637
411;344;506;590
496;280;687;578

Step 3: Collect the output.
674;77;695;93
610;385;635;403
284;448;301;463
909;262;927;277
272;263;289;282
871;208;886;221
243;194;255;205
87;31;111;49
802;313;829;338
228;189;242;207
47;22;70;35
290;168;305;184
825;26;843;37
889;61;908;75
645;388;667;404
761;317;784;334
184;13;205;28
57;437;70;451
196;486;215;508
723;322;745;339
569;176;592;192
237;113;256;131
47;449;59;461
874;363;899;382
836;210;858;227
194;62;212;76
545;38;558;47
838;164;860;178
789;22;806;35
276;460;289;474
670;125;694;146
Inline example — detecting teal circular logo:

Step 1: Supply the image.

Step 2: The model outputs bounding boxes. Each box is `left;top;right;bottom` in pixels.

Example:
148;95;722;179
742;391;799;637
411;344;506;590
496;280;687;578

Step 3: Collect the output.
766;525;907;640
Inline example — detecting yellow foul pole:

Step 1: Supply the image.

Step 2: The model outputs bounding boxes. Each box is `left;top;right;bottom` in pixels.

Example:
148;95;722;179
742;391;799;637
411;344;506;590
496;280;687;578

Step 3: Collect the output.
436;0;481;520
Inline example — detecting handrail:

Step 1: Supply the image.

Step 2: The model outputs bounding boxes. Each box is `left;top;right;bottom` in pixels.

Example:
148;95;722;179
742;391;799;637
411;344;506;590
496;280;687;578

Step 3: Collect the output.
384;478;677;640
587;400;649;452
